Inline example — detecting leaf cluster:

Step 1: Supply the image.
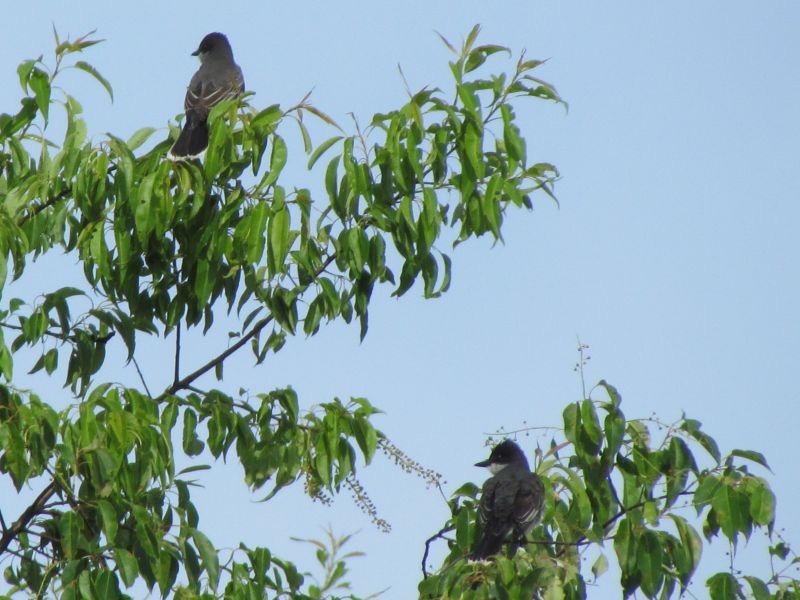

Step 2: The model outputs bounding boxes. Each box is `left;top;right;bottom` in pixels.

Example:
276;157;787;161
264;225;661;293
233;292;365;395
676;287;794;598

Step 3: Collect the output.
421;381;798;600
0;26;561;598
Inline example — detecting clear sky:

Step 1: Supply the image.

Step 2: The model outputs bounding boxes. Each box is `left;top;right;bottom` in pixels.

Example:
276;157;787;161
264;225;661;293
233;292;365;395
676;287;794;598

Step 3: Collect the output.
2;2;799;598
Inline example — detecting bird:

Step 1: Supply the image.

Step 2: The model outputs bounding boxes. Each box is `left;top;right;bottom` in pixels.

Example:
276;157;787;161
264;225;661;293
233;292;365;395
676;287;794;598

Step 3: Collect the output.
169;32;245;159
470;439;545;560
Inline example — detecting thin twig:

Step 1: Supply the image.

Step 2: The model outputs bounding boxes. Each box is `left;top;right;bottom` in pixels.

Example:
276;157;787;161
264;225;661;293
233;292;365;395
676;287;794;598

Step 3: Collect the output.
15;189;71;227
131;354;153;398
162;254;336;399
422;525;454;579
163;315;273;398
0;321;114;345
174;320;181;386
554;490;694;558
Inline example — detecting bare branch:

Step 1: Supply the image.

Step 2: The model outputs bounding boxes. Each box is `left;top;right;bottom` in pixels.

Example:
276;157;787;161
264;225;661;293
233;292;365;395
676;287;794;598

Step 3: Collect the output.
163;314;274;398
161;254;336;399
0;482;58;556
174;320;181;386
422;525;454;579
131;354;153;398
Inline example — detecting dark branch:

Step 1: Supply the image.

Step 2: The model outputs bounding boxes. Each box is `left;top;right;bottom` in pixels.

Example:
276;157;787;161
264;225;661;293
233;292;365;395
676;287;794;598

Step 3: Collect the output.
0;321;114;345
174;320;181;386
162;314;274;398
15;189;71;227
131;354;153;398
555;490;695;558
161;254;336;399
0;482;58;556
422;525;454;579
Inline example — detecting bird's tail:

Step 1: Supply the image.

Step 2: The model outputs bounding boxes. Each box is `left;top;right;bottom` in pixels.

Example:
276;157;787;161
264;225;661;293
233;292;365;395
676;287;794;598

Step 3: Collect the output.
469;531;506;561
169;118;209;159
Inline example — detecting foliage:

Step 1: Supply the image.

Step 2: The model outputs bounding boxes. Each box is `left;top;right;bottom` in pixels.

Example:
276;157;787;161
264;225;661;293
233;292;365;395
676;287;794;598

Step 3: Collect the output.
0;25;561;598
421;361;800;599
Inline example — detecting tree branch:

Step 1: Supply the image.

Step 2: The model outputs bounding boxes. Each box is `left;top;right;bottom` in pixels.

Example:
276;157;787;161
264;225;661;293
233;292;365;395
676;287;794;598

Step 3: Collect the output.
555;490;695;558
174;319;181;386
0;482;58;556
422;525;454;579
131;353;153;398
0;321;114;345
15;189;71;227
161;254;336;399
162;314;274;398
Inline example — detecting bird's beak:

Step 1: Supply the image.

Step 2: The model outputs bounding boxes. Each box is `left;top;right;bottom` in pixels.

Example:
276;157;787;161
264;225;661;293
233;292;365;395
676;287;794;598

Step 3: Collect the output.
191;49;200;57
474;458;492;468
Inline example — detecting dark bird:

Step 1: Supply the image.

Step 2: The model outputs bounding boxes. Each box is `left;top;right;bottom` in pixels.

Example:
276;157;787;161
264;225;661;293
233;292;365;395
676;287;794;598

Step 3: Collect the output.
169;32;245;159
470;439;545;560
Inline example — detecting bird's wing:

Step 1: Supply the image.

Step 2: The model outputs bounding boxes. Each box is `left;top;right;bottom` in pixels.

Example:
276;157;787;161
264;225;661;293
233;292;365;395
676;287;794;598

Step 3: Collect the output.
477;476;497;525
184;66;245;119
478;476;517;537
512;472;545;532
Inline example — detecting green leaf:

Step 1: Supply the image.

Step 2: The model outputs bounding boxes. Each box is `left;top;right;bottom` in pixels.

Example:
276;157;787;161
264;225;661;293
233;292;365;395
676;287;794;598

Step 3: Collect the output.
178;464;211;475
126;126;157;151
454;504;472;549
603;409;625;458
59;512;82;560
579;399;602;453
134;173;156;244
268;206;290;276
746;479;776;526
98;499;118;543
555;466;592;529
729;449;771;471
707;572;741;600
591;553;608;579
668;515;702;585
637;530;663;598
464;24;482;54
182;408;204;456
115;548;138;587
562;403;579;446
743;576;771;600
259;134;287;190
28;67;51;121
307;136;342;169
352;417;378;463
464;44;510;73
501;104;525;167
93;571;119;599
0;343;14;380
711;483;750;543
597;379;622;407
191;528;220;590
681;418;721;463
17;58;37;92
78;571;93;599
694;474;721;509
74;60;114;100
237;202;268;264
613;518;637;576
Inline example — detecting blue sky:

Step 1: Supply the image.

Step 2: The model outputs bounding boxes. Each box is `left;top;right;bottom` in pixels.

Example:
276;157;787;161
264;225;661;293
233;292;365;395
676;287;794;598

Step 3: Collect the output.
2;2;799;598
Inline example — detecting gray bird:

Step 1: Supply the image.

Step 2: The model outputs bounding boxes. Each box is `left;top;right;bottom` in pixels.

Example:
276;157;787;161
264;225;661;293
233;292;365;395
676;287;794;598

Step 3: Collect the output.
169;32;245;159
470;439;545;560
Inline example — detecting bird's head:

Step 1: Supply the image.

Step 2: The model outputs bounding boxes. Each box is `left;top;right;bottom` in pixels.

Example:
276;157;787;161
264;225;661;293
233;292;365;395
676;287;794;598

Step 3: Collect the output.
192;32;234;63
475;439;529;474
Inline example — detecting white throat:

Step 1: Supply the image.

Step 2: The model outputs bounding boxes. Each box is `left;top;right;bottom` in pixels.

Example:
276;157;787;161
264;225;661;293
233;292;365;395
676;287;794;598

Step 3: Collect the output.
488;463;509;475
